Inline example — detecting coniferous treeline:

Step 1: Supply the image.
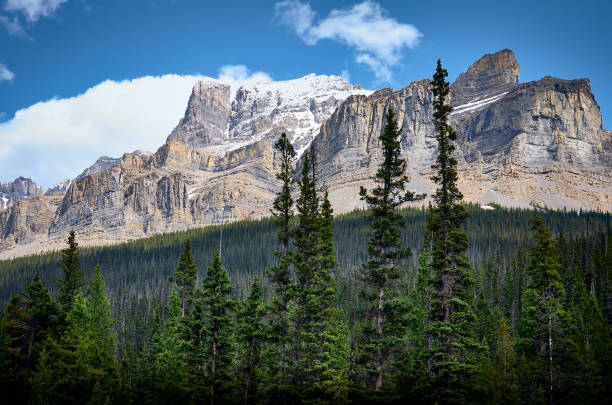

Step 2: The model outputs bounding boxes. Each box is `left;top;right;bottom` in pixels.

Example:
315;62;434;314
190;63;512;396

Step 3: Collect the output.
1;60;612;403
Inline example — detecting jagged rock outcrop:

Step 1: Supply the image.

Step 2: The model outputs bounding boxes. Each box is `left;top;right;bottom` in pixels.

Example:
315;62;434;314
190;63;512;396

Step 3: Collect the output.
44;179;72;195
0;194;63;249
167;83;231;148
450;49;520;106
306;50;611;213
0;177;45;210
1;51;610;259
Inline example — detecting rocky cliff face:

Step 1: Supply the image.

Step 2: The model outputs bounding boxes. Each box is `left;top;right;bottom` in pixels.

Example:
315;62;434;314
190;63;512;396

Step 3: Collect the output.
307;50;611;213
450;49;520;106
1;51;610;259
0;177;45;210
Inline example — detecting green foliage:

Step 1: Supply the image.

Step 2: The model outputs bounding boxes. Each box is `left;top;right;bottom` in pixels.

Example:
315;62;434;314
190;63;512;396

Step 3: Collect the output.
58;230;86;313
424;59;480;403
150;285;189;402
357;108;424;390
236;277;267;404
266;132;296;388
199;250;237;403
170;239;198;317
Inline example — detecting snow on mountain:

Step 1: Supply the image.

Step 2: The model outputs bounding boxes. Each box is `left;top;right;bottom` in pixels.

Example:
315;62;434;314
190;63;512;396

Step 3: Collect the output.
44;178;72;195
169;74;372;157
75;156;122;180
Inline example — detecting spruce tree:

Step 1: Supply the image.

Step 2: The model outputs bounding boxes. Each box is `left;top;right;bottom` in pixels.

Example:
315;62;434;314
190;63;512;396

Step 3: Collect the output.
151;285;189;402
170;239;198;317
58;230;86;312
236;277;267;405
85;265;119;399
517;217;568;404
358;108;424;390
291;154;320;384
425;59;479;402
266;132;296;386
200;250;237;404
306;191;349;401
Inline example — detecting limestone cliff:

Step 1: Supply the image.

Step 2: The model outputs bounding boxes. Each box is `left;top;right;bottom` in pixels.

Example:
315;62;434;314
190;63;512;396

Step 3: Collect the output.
1;51;610;259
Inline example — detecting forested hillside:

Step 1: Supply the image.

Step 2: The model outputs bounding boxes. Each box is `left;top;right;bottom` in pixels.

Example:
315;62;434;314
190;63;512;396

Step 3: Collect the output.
2;60;612;404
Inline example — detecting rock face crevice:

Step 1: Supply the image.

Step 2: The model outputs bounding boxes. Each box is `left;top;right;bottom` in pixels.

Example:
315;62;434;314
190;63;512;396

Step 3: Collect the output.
1;51;611;258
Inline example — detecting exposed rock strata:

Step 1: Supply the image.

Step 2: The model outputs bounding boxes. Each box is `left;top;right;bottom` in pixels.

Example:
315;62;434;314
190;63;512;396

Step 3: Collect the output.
1;52;611;259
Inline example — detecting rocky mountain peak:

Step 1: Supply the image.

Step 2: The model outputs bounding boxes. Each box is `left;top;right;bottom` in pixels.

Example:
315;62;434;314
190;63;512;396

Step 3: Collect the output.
451;49;521;106
165;74;371;158
0;177;45;210
167;82;231;148
76;155;122;180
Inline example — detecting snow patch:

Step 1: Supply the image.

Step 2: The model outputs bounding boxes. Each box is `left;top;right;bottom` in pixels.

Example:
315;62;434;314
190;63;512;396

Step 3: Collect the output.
480;205;495;210
451;92;508;116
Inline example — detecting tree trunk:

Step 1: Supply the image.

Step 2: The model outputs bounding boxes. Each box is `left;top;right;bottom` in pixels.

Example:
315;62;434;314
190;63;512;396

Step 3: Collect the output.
375;285;384;390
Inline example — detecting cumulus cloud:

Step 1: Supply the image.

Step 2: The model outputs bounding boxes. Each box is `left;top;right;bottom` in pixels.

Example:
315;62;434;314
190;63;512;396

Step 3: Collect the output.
4;0;68;22
0;14;27;37
0;62;15;82
1;0;69;36
273;0;315;36
0;68;272;187
274;1;421;81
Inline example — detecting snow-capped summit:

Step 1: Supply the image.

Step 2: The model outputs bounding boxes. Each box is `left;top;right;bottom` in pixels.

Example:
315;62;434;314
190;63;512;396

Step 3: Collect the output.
167;74;372;157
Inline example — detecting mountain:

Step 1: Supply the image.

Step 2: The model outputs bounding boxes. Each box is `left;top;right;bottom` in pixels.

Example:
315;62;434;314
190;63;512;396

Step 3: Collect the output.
0;177;45;210
306;49;611;212
0;50;610;259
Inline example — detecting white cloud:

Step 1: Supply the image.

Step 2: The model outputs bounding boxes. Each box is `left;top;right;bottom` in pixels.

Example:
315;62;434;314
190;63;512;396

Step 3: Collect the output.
274;1;421;81
1;0;69;36
0;14;27;37
340;69;351;83
0;62;15;82
273;0;315;36
0;68;272;187
4;0;68;22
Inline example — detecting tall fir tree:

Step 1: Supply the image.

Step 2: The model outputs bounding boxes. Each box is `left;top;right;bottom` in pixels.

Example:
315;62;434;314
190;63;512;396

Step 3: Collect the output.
357;108;424;390
236;277;267;405
305;191;350;402
58;230;86;312
151;285;189;403
170;239;198;317
266;132;296;387
517;217;568;404
290;154;320;384
200;250;237;404
425;59;480;403
85;265;119;400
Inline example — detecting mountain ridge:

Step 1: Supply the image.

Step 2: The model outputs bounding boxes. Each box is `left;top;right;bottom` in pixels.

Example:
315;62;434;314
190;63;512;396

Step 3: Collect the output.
1;49;610;259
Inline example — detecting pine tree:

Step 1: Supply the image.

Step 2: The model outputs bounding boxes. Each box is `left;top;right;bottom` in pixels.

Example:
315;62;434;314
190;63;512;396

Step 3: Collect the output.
266;132;296;386
305;191;349;402
358;108;424;390
151;285;189;402
493;317;519;403
236;277;267;405
0;294;28;402
170;239;198;317
425;59;479;402
200;250;237;404
291;154;320;383
30;292;106;404
58;230;86;312
85;265;119;400
517;217;567;404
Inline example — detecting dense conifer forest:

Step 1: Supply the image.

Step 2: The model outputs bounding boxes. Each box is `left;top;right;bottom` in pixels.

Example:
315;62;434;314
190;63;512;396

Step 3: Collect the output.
1;61;611;404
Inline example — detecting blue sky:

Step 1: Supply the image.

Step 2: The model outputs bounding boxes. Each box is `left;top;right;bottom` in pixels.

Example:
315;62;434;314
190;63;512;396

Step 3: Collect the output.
0;0;610;187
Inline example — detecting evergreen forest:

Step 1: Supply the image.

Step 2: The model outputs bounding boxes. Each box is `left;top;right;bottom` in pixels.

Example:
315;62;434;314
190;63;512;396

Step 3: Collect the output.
1;61;611;404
